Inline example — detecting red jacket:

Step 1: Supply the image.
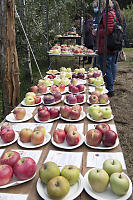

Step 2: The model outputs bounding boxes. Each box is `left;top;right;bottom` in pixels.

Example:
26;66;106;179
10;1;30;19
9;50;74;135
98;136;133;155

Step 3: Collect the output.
98;9;117;54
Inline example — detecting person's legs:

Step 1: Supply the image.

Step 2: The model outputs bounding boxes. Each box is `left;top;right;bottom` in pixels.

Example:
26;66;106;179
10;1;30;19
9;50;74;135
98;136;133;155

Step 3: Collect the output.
98;54;104;72
105;55;114;93
112;52;119;81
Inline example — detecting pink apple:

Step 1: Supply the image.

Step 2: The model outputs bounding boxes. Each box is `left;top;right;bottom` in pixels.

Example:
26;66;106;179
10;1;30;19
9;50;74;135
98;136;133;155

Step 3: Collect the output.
49;107;60;119
66;130;80;146
31;131;44;145
102;130;117;147
87;73;94;78
38;85;47;94
0;164;13;186
0;151;20;167
93;71;101;78
13;107;26;120
34;96;41;104
91;91;101;97
99;94;109;104
71;86;79;94
0;123;13;132
95;123;110;135
76;84;85;92
86;129;102;146
89;94;99;104
53;92;62;101
70;108;80;120
60;105;72;119
1;128;15;143
13;157;37;180
53;129;66;143
30;85;39;93
66;94;77;104
72;105;82;113
76;94;84;103
50;85;60;93
58;84;65;92
19;128;33;143
38;110;50;121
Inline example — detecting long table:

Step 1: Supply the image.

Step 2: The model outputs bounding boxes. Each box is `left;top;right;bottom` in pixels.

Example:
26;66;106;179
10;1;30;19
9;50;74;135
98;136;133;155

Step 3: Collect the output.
0;79;132;200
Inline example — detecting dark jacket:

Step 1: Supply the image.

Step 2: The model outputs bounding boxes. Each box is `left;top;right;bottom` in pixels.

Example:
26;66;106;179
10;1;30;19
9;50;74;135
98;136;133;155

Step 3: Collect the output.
84;18;94;48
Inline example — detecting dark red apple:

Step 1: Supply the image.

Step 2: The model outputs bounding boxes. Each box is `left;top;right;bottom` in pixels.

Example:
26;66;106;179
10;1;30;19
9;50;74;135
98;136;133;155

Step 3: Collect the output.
68;84;73;92
53;92;62;102
72;73;78;79
0;151;20;167
49;107;60;119
66;94;77;104
71;86;79;94
38;110;50;121
1;128;15;143
95;123;110;135
0;164;13;186
77;72;85;79
86;129;102;146
43;95;55;104
13;157;36;180
60;105;72;119
87;73;94;78
34;96;41;104
30;85;39;93
76;94;84;103
76;84;85;92
38;106;48;112
70;108;80;120
102;130;117;147
66;130;80;146
53;129;66;143
89;94;99;104
93;71;101;78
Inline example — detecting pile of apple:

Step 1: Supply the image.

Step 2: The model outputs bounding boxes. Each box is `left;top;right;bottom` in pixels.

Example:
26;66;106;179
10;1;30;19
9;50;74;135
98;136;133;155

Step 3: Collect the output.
38;78;51;87
24;92;41;105
88;159;130;196
89;93;109;104
65;94;84;104
88;105;112;121
0;123;15;143
72;72;85;79
88;76;104;86
47;74;56;79
37;106;60;121
43;92;62;104
0;150;36;186
60;105;82;120
39;161;80;199
53;77;70;86
53;124;80;146
86;123;117;147
19;126;46;145
74;68;86;74
60;67;71;73
49;45;61;54
87;67;101;78
50;84;65;94
13;107;26;120
30;85;47;95
69;84;85;94
60;71;72;79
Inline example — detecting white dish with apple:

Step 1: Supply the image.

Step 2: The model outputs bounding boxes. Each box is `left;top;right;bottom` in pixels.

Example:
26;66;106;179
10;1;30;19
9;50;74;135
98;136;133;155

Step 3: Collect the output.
60;111;86;122
89;86;108;94
37;173;84;200
34;114;60;123
87;95;110;105
6;113;33;123
17;132;51;149
87;113;114;122
0;132;19;147
83;169;132;200
51;133;85;150
64;94;86;106
21;97;43;107
68;87;86;94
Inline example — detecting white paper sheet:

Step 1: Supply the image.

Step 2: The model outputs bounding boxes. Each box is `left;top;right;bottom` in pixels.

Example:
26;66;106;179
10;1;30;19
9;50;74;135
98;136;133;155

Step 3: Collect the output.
56;123;84;134
0;149;5;157
87;152;126;169
0;193;28;200
13;123;53;132
44;150;83;168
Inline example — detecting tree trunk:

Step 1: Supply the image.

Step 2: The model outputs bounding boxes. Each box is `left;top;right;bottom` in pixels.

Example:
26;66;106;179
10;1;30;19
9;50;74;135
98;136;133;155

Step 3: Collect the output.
0;0;20;119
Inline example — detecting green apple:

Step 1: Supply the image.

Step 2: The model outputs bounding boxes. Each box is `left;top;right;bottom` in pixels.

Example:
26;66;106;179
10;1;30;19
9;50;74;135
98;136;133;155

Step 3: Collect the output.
103;159;122;176
38;79;46;85
39;161;60;184
88;67;94;72
89;78;95;84
91;110;103;121
67;68;71;72
60;67;67;72
60;72;66;79
101;107;112;119
80;68;86;73
43;78;51;86
88;168;109;192
95;86;103;93
47;176;70;199
74;69;80;74
94;78;102;86
89;105;100;116
53;78;61;86
66;72;72;78
25;96;35;105
110;172;129;196
93;67;99;71
61;77;70;86
61;165;80;185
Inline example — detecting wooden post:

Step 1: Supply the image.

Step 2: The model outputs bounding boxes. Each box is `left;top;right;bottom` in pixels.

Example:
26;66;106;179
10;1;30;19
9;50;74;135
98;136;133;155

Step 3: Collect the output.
0;0;20;119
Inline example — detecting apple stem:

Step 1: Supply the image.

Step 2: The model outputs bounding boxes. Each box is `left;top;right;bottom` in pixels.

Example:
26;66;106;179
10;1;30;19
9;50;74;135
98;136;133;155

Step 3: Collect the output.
97;169;99;173
55;182;60;187
119;174;122;178
112;160;114;165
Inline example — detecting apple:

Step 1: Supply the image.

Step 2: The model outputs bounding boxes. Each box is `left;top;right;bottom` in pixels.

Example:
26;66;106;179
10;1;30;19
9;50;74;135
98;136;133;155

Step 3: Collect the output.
19;128;33;143
72;73;78;79
66;72;72;79
76;84;85;92
91;90;101;97
43;78;51;86
60;105;72;119
48;75;54;79
39;161;60;184
50;85;60;93
61;165;80;185
49;107;60;119
110;173;130;196
67;68;71;72
88;67;95;72
66;94;77;104
89;94;99;104
58;84;65;92
38;85;47;94
99;94;109;104
13;157;36;180
0;123;13;132
60;67;67;72
53;129;66;143
43;94;55;104
71;86;79;94
13;107;26;120
77;72;85;79
64;124;77;134
38;105;48;112
68;84;73;92
1;128;15;143
88;168;109;192
101;107;112;119
47;176;70;199
71;78;78;86
25;96;35;105
53;92;62;102
0;164;13;186
88;105;100;116
31;131;44;145
34;96;41;104
102;130;117;147
72;104;82;113
53;78;61;86
90;110;103;121
103;159;122;176
30;85;39;93
66;130;80;146
87;72;94;78
25;92;36;98
86;129;102;146
76;94;84;103
70;108;80;120
88;77;95;84
93;70;101;78
0;151;20;167
38;109;50;121
38;79;46;85
33;126;46;136
61;77;70;86
95;86;103;93
95;123;110;135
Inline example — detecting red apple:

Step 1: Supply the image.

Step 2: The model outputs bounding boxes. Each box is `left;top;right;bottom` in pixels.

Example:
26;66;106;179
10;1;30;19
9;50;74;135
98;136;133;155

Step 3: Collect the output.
13;157;37;180
91;91;101;97
38;85;47;94
89;94;99;104
0;151;20;167
33;126;46;136
1;128;15;143
68;84;73;92
60;106;72;119
87;73;94;78
38;106;48;112
71;86;79;94
66;130;80;146
49;107;60;119
70;108;80;120
19;128;33;143
77;72;85;79
76;94;84;103
43;95;55;104
50;85;60;93
53;129;66;143
102;130;117;147
38;110;50;121
66;94;77;104
48;75;54;79
86;129;102;146
34;96;41;104
76;84;85;92
0;164;13;186
31;131;44;145
72;105;82;113
93;70;101;78
0;123;13;132
98;94;109;104
58;84;65;92
30;85;39;94
64;125;77;134
13;107;26;120
95;123;110;135
53;92;62;101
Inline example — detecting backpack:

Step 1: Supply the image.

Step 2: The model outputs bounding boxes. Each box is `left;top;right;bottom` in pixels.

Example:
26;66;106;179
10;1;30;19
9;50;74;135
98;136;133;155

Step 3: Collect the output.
107;11;123;51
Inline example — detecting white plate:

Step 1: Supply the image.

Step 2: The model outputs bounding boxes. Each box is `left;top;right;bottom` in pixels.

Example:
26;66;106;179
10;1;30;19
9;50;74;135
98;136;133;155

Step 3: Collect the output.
68;87;86;94
51;134;85;150
87;113;114;122
88;82;104;87
6;113;33;123
0;173;36;188
89;86;108;94
17;132;51;149
37;173;84;200
64;95;86;106
84;135;119;150
60;111;86;122
21;98;43;107
43;98;62;106
0;132;19;147
84;169;132;200
34;114;60;123
87;96;110;106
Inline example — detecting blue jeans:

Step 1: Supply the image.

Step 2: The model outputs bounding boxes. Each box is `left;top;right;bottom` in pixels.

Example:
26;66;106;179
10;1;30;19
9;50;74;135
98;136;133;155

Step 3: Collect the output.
98;53;117;92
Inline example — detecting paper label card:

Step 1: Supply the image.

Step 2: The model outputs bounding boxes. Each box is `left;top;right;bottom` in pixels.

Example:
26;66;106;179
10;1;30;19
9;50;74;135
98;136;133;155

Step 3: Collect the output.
0;193;28;200
0;149;5;157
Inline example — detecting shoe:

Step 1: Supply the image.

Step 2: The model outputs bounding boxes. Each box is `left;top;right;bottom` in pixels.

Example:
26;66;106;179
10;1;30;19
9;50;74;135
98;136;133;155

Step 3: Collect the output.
108;91;114;97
